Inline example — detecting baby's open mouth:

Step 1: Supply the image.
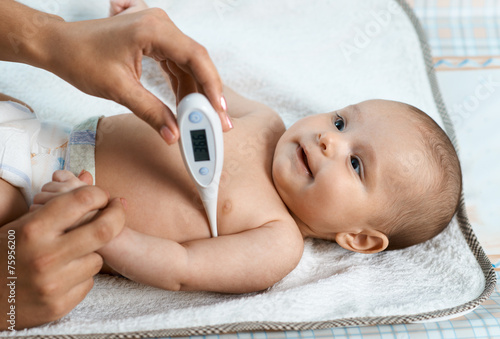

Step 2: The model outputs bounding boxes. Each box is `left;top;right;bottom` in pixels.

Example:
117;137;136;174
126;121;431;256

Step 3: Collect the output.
298;146;313;177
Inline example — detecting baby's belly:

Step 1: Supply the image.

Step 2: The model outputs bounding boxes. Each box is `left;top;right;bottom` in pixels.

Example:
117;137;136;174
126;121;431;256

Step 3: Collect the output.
123;179;214;242
113;191;212;243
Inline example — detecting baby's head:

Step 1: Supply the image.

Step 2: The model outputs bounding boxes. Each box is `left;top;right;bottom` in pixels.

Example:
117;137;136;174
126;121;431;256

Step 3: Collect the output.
272;99;461;253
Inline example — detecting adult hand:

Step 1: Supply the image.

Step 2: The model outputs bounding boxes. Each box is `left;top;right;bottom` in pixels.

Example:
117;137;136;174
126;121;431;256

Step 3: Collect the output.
0;186;126;330
1;2;230;144
44;8;231;144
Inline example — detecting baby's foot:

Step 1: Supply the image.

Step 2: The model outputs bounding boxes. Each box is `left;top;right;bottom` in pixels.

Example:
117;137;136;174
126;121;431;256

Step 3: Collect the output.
110;0;148;16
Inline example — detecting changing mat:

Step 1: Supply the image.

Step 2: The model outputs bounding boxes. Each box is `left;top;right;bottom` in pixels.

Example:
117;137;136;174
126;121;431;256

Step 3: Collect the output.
0;0;495;337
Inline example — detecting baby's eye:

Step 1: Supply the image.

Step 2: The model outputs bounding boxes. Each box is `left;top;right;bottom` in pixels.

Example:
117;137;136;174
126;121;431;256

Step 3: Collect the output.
351;157;361;175
334;114;345;131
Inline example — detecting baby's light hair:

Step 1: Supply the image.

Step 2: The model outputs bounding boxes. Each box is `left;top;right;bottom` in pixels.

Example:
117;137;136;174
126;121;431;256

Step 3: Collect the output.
375;104;462;250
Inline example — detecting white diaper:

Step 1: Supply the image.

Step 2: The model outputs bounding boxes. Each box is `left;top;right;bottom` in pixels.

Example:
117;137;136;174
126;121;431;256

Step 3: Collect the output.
0;101;71;204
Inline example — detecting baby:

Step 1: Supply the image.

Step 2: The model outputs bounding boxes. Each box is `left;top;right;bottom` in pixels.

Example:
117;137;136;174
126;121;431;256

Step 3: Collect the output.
0;1;462;293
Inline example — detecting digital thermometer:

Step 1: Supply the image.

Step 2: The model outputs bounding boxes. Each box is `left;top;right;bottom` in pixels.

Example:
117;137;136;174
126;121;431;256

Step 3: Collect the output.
177;93;224;237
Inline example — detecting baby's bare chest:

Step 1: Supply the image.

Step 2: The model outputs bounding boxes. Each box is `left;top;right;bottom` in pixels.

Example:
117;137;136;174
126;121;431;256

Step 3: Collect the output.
132;139;284;242
96;114;287;244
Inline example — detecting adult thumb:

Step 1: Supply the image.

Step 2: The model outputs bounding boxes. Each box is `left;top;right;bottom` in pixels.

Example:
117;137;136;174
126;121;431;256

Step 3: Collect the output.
78;170;94;185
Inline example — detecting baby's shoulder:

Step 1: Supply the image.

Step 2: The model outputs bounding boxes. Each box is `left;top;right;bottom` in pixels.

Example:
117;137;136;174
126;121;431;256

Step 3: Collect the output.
238;108;285;135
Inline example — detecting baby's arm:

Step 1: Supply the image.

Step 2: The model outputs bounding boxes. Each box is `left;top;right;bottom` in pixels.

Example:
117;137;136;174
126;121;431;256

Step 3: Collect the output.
30;170;96;228
98;221;303;293
38;171;303;292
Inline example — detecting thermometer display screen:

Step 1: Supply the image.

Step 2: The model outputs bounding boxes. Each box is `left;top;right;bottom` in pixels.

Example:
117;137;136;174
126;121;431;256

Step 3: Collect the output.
190;129;210;162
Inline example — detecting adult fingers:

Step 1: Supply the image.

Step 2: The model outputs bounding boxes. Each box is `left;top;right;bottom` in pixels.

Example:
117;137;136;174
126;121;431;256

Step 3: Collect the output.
39;276;96;324
138;9;228;125
78;170;94;185
29;186;111;235
174;46;232;131
165;60;232;132
29;203;42;213
166;60;198;105
32;192;59;205
60;198;126;262
41;182;78;194
32;191;98;231
164;37;225;115
160;60;179;98
54;252;103;296
63;277;95;315
172;47;233;131
119;80;179;144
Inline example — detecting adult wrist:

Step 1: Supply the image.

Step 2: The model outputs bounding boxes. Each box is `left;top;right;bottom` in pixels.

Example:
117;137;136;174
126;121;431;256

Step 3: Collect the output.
23;13;66;72
0;1;65;69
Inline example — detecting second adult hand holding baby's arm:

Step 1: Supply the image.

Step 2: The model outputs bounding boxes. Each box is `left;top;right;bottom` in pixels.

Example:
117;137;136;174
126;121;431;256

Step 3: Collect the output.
0;186;126;330
98;223;304;293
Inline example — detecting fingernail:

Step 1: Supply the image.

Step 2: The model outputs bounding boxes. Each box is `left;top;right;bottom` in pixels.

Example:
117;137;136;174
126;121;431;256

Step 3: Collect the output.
120;198;128;210
220;95;227;112
78;169;86;177
225;114;233;129
160;125;176;145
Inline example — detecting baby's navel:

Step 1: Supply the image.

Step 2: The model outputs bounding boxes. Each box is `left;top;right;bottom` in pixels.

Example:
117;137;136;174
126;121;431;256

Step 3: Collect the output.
222;199;232;214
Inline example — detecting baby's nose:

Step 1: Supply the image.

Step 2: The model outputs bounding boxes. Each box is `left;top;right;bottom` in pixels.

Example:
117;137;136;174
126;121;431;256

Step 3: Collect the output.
318;131;344;157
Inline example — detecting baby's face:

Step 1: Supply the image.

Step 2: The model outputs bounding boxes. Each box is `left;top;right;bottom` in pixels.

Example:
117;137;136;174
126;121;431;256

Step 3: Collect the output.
272;99;421;239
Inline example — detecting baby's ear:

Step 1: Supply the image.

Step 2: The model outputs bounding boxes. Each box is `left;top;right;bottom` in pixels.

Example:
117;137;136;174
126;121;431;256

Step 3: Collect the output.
335;229;388;254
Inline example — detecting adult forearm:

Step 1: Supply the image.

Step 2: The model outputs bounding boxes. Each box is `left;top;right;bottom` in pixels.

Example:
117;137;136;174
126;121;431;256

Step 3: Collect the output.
0;1;64;69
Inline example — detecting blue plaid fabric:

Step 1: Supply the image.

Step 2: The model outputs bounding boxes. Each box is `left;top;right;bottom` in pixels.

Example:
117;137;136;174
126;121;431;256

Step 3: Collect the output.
411;0;500;69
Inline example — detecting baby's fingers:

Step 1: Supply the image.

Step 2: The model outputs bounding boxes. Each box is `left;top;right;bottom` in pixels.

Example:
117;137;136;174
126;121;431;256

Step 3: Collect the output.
52;169;79;182
43;170;91;194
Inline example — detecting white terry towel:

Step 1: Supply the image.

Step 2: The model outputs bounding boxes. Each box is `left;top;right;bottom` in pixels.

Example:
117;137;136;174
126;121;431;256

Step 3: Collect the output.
0;0;490;336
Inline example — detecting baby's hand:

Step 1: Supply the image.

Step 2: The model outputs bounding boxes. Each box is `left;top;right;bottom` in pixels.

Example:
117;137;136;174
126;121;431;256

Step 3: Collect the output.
31;170;101;231
30;170;94;212
109;0;148;16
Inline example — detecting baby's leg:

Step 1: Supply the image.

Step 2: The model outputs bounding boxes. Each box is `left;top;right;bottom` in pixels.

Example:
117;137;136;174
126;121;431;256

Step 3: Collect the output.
0;92;31;225
0;92;33;112
109;0;148;16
